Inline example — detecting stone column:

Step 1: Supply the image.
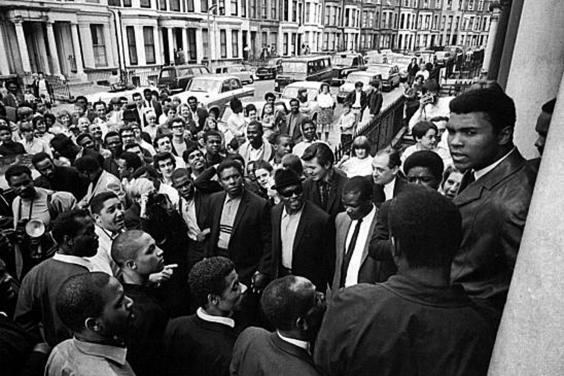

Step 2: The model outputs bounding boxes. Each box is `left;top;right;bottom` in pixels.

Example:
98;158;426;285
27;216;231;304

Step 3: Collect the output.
103;23;116;67
182;27;189;62
488;72;564;376
503;0;564;159
14;18;32;73
0;23;11;74
79;24;95;69
46;22;62;75
134;25;146;65
154;26;163;65
195;27;204;63
167;27;175;63
71;23;86;79
34;23;50;74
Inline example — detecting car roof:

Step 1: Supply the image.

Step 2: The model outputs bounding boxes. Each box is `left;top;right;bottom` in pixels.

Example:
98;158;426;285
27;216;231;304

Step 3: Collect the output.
285;81;324;89
162;64;207;70
191;74;241;81
366;63;394;68
282;55;332;62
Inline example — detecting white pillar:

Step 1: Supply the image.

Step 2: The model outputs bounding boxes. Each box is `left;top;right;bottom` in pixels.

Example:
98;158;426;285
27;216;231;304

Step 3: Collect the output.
14;18;31;73
503;0;564;159
226;28;233;59
167;27;175;63
195;27;204;63
482;6;500;74
79;24;95;69
134;25;146;65
0;23;11;74
34;23;50;74
209;23;216;62
103;23;116;67
70;23;86;78
488;73;564;376
154;26;163;65
182;27;189;62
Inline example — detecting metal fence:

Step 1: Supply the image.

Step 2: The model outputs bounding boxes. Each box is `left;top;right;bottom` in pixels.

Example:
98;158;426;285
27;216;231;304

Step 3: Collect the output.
45;75;72;102
334;96;406;161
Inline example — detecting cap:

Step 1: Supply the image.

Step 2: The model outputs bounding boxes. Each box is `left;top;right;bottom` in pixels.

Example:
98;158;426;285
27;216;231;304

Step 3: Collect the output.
273;168;301;190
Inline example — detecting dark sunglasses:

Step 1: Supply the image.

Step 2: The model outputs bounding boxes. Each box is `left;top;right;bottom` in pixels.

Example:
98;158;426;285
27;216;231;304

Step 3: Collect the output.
279;186;303;198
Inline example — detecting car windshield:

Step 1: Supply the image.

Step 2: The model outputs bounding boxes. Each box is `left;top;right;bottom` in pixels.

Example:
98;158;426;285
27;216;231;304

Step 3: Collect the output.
366;66;390;76
282;87;318;101
188;78;219;93
346;73;370;85
160;69;176;78
332;55;354;66
266;59;279;67
281;62;307;74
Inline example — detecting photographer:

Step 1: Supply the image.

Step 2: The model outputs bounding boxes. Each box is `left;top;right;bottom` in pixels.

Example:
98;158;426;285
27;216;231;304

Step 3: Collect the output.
408;79;452;133
5;165;76;276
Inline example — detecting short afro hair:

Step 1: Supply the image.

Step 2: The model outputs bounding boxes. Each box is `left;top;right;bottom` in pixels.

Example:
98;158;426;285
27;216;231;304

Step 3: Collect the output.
5;165;32;184
403;150;444;184
56;272;111;333
51;209;92;245
188;256;236;308
74;155;101;173
343;176;373;202
217;158;244;178
260;276;315;331
389;185;462;268
90;192;119;215
449;87;516;134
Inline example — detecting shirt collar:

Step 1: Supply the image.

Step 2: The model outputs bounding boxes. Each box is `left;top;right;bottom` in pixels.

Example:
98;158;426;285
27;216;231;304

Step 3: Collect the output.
282;205;304;218
474;147;515;181
73;338;128;365
196;307;235;328
224;192;242;204
277;331;309;351
52;253;93;271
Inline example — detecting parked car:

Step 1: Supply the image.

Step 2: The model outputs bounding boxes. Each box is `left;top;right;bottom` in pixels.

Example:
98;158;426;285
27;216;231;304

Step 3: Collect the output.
366;64;401;91
214;65;254;85
172;75;254;114
434;51;455;66
330;53;367;86
336;71;381;103
275;55;338;92
157;64;210;94
279;81;322;122
255;58;283;80
386;54;415;82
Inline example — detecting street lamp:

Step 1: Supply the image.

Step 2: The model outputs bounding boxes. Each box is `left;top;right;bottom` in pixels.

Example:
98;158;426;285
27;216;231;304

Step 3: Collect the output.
207;4;218;63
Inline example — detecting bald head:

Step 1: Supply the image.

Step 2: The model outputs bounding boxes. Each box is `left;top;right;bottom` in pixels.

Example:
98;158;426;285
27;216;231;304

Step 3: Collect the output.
111;230;164;277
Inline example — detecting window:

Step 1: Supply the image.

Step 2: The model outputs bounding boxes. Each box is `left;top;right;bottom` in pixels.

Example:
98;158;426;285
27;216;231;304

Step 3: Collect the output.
90;25;107;67
283;0;288;21
201;0;208;12
292;0;297;22
468;0;474;10
435;0;440;8
220;30;227;58
478;0;484;11
143;27;155;64
271;0;277;19
170;0;180;11
270;32;277;51
250;0;256;18
336;7;341;26
187;29;197;60
241;0;246;16
298;2;302;24
202;29;209;58
232;30;239;57
187;0;194;11
446;0;452;10
262;0;267;18
140;0;150;7
232;0;238;15
306;3;310;23
126;26;137;65
219;0;225;14
123;0;132;6
345;9;350;27
108;0;120;5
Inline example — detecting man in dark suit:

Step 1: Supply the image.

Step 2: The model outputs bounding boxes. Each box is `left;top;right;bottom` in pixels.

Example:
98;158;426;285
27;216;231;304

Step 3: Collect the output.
332;177;387;293
187;96;209;134
371;147;406;206
281;99;308;143
271;169;333;291
31;152;88;200
144;88;162;118
447;88;536;325
231;276;324;376
207;159;272;289
301;143;348;221
367;79;383;117
345;81;368;122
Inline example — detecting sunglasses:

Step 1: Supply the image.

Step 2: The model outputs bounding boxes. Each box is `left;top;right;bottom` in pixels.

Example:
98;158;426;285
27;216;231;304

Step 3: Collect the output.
279;186;303;198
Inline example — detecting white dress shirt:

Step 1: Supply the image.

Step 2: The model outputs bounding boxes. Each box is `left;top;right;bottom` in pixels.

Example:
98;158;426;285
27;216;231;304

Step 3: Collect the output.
179;197;202;241
344;205;377;287
383;176;397;201
474;147;515;181
87;225;121;276
196;307;235;328
277;331;310;351
280;206;303;269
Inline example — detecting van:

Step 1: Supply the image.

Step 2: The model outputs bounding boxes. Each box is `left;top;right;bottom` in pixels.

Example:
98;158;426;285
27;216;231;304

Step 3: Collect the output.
274;56;338;92
157;64;210;93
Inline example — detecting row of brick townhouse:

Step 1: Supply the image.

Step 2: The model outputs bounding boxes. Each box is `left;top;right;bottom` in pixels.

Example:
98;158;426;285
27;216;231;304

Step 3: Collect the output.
0;0;492;84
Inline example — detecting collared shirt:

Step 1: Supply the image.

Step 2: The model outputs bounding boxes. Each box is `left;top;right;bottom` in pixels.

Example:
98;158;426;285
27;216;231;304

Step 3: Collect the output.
217;195;242;250
12;187;76;228
353;91;362;108
280;206;304;269
45;338;134;376
383;176;397;201
474;147;516;181
88;225;121;276
52;253;93;271
196;307;235;328
277;331;310;351
190;109;200;126
344;205;377;287
23;137;52;156
179;197;202;241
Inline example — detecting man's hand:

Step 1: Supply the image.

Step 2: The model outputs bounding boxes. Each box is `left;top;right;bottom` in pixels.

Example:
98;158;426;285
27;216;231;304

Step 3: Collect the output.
251;272;268;294
196;228;211;242
149;264;178;285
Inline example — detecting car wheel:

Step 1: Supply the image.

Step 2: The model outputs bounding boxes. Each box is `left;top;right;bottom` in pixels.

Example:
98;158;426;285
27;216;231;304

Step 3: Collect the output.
249;77;254;84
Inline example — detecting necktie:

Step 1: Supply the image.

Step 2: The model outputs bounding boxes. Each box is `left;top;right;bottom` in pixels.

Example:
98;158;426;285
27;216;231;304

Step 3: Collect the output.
340;218;363;287
458;170;475;194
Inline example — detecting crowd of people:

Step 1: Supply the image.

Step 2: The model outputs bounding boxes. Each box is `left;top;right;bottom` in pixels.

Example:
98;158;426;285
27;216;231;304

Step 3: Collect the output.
0;74;556;376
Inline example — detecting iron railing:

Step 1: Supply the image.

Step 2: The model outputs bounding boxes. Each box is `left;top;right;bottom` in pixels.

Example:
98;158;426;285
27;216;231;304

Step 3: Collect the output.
45;75;73;102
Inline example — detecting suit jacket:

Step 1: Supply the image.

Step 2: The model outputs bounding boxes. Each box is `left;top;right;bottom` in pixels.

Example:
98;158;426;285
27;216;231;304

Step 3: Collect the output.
332;207;394;292
144;100;162;118
368;91;383;115
451;148;536;316
302;168;348;221
231;327;321;376
345;90;368;110
188;108;209;134
271;201;334;290
281;112;308;142
207;189;272;284
367;200;398;281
